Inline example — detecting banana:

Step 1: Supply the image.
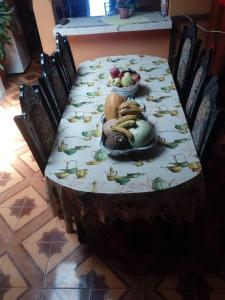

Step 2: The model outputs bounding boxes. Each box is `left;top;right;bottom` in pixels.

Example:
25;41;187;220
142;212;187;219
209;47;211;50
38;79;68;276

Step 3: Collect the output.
119;102;130;110
119;108;141;116
116;114;138;124
112;126;134;140
119;102;140;111
127;100;140;107
115;120;136;129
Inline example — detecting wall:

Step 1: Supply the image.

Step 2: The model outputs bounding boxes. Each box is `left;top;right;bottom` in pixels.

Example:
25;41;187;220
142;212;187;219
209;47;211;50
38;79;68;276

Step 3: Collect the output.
32;0;55;55
32;0;169;65
68;31;169;66
169;0;212;16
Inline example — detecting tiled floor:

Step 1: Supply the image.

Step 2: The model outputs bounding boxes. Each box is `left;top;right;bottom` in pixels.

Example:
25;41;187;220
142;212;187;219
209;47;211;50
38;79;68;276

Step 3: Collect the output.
0;59;225;300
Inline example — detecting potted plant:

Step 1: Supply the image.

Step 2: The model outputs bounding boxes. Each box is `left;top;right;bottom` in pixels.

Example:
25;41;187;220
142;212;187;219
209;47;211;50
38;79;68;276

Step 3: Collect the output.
0;1;16;77
116;0;139;19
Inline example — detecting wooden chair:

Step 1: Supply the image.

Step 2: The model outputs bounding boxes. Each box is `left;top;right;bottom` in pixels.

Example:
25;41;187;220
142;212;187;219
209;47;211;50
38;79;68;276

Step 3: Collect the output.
32;83;59;132
191;75;220;159
173;22;202;106
185;48;213;129
15;84;56;174
38;75;62;125
55;32;77;89
40;52;68;115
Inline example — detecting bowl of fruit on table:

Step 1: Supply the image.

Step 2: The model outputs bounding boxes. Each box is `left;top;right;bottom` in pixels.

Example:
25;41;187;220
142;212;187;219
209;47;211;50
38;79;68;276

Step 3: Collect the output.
101;93;156;157
108;67;141;98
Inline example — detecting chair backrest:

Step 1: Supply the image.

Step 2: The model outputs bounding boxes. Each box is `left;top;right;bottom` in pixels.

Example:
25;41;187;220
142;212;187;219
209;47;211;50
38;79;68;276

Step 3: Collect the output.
14;114;47;174
32;83;59;132
174;22;202;104
40;52;68;114
192;75;219;158
185;48;213;129
38;75;62;124
17;84;56;173
55;32;77;88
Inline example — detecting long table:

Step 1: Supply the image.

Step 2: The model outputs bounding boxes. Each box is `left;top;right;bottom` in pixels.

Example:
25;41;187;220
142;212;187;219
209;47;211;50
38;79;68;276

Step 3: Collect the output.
45;55;204;240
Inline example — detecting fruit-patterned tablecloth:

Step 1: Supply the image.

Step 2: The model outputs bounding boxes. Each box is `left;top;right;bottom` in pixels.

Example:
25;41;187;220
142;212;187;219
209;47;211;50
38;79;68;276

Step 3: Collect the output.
45;55;204;233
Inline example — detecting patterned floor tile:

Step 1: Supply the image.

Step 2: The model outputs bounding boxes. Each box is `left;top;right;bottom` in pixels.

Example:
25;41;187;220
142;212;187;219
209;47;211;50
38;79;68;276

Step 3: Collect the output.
93;256;127;289
0;186;48;208
20;151;40;173
22;218;58;243
22;242;51;273
91;289;127;300
155;254;225;300
0;165;24;197
44;246;93;288
0;288;41;300
41;288;91;300
0;253;28;288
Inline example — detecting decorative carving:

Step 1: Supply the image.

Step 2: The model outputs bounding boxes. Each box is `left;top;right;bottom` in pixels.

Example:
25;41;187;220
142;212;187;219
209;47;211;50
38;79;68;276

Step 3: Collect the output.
192;76;219;155
40;53;67;113
185;48;213;125
177;38;191;88
19;84;55;157
56;32;76;87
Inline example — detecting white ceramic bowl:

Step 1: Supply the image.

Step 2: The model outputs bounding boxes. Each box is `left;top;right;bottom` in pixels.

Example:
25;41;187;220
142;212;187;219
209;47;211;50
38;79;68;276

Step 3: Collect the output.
111;80;139;97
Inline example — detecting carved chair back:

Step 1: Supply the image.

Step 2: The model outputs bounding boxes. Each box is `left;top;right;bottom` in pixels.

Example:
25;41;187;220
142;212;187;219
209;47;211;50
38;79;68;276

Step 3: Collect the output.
185;48;213;129
174;22;202;105
38;75;62;125
17;84;56;173
192;75;219;159
32;83;58;132
40;52;68;115
14;114;47;174
56;32;77;88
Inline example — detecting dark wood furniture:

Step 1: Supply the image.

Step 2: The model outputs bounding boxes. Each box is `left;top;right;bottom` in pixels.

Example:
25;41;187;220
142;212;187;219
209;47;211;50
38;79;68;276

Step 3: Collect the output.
55;32;77;89
191;75;220;159
185;48;213;129
33;83;59;132
173;22;202;106
15;84;56;174
40;52;68;115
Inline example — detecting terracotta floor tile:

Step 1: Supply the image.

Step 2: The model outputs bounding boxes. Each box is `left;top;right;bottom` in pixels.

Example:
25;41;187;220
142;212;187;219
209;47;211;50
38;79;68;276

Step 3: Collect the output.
0;253;28;288
22;242;51;273
44;246;93;288
41;288;91;300
0;207;21;231
91;289;127;300
93;256;127;289
0;165;24;197
20;150;40;173
22;218;58;243
1;288;42;300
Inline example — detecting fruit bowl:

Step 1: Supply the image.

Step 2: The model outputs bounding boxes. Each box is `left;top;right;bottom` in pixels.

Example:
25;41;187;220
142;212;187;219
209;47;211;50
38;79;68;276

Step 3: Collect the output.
112;80;139;98
109;67;141;98
100;114;157;158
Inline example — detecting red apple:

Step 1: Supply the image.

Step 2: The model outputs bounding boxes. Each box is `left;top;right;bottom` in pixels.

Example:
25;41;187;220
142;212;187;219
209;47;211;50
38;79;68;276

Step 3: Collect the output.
118;71;125;79
132;72;141;83
110;66;120;79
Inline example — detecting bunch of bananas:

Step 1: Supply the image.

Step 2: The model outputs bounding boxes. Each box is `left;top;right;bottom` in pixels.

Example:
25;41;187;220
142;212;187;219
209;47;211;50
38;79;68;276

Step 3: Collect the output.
118;101;143;117
112;114;138;140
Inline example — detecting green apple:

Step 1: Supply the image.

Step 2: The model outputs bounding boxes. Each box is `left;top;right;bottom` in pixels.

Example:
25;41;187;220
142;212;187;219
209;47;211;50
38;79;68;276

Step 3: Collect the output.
112;77;121;87
121;75;134;87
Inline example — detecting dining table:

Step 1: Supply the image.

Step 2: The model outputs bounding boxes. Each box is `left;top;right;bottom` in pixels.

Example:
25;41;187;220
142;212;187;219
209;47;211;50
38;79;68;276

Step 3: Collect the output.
45;55;204;242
